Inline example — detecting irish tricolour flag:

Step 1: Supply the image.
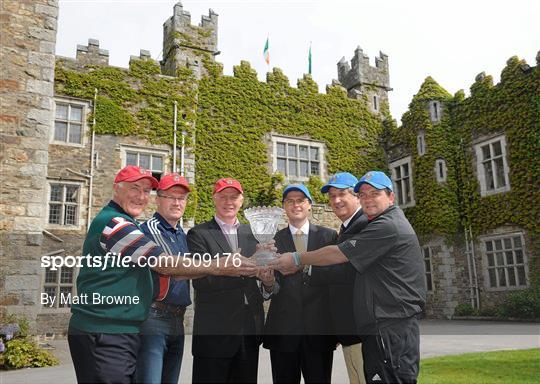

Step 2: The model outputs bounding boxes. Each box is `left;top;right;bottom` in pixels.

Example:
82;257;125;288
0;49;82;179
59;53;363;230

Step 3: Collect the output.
263;37;269;65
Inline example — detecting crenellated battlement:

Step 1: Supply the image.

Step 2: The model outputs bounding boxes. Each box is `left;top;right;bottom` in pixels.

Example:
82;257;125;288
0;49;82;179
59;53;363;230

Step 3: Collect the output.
76;38;109;66
337;46;391;114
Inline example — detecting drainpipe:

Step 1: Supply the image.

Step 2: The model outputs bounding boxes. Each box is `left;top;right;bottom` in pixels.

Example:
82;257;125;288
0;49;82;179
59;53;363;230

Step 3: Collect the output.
87;88;97;232
469;226;480;309
173;101;177;172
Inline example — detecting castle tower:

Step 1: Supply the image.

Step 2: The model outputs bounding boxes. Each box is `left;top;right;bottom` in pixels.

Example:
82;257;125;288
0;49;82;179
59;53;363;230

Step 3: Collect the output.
161;2;219;79
337;46;392;114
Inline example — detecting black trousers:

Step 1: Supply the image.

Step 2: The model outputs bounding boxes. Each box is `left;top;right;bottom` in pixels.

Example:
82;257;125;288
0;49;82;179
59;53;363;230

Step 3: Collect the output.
68;327;140;384
270;338;333;384
362;317;420;384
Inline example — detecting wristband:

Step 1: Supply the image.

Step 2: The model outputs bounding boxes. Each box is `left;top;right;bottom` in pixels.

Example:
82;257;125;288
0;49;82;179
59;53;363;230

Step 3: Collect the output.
292;251;302;267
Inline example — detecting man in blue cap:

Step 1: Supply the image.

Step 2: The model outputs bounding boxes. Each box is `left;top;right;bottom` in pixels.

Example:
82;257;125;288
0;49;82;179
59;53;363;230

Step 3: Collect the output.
272;171;426;384
264;184;337;383
313;172;366;384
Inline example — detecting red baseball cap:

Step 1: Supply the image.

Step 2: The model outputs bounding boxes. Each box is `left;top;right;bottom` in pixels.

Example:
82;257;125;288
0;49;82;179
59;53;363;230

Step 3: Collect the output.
158;173;191;192
213;178;243;194
114;165;159;189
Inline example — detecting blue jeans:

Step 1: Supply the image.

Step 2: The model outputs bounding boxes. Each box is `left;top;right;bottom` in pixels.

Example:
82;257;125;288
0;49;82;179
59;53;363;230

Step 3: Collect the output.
135;307;185;384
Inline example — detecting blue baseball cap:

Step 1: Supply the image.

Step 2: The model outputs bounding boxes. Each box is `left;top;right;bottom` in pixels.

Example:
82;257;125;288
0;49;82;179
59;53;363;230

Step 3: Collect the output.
282;184;313;203
354;171;393;192
320;172;358;193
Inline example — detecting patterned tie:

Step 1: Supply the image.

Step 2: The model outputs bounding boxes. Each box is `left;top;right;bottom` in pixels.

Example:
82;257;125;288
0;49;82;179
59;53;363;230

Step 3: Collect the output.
339;224;346;237
293;229;307;253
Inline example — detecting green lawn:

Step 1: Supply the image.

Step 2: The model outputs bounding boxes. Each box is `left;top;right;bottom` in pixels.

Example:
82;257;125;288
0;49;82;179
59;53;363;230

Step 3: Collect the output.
419;348;540;384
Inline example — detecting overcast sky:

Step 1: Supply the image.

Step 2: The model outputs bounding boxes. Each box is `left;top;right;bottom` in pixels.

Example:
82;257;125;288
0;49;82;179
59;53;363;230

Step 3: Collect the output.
56;0;539;123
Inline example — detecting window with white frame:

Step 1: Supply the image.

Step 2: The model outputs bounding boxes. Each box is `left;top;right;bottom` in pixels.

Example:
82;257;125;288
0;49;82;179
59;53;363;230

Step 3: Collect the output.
372;95;379;112
53;100;86;145
42;263;76;309
423;246;434;292
48;183;81;226
475;135;510;196
122;147;167;182
271;136;325;181
435;158;447;182
390;156;415;207
483;234;527;290
417;131;426;156
429;100;442;123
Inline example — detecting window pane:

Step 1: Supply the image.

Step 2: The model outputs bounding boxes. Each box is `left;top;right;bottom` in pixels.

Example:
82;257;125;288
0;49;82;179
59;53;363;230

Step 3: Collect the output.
426;275;432;291
310;147;319;161
48;204;61;224
60;267;74;284
481;144;491;161
494;239;502;250
503;238;512;249
492;141;502;157
299;146;308;159
424;259;431;271
404;178;411;203
288;160;297;176
45;267;57;283
402;164;409;177
394;166;401;179
288;144;297;158
151;155;163;172
515;249;524;264
494;157;506;188
495;252;504;266
55;104;68;120
69;124;82;144
277;158;286;174
277;143;286;157
59;286;73;308
310;162;320;176
50;185;62;201
299;161;308;177
65;186;79;203
485;241;493;252
513;236;522;248
64;205;77;225
396;181;404;205
517;266;526;285
497;268;506;287
43;286;57;307
126;152;137;166
508;268;516;286
488;269;497;287
483;161;494;190
70;106;83;122
54;122;68;141
139;154;150;169
505;251;514;265
487;253;495;267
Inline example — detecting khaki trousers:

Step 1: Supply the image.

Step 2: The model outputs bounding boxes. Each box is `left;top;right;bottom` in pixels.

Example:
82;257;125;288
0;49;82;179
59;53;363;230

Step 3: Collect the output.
343;343;365;384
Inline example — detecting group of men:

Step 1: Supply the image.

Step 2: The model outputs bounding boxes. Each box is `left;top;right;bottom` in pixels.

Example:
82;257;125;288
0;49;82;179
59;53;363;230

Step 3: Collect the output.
68;164;426;384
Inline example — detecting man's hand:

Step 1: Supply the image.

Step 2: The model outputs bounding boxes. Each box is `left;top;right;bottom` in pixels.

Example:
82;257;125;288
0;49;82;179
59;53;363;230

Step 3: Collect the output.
269;252;301;275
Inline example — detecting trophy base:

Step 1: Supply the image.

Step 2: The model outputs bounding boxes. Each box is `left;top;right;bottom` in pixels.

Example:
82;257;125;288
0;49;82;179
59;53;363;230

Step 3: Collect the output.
251;250;277;266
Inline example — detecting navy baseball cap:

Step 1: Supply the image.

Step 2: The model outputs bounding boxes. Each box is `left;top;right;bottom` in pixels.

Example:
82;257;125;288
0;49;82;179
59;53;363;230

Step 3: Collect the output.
354;171;393;192
282;184;313;204
320;172;358;193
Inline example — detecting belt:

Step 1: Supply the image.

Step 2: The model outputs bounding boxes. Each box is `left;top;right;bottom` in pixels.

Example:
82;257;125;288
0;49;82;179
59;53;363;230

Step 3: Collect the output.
150;301;186;316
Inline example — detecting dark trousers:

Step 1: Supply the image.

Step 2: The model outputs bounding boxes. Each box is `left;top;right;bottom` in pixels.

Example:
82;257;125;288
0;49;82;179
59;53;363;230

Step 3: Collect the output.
68;327;140;384
270;338;333;384
362;317;420;384
192;336;259;383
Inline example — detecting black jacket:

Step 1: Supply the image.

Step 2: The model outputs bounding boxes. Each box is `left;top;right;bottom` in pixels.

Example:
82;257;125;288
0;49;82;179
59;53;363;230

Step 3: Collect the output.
309;209;368;345
186;218;264;358
264;223;338;352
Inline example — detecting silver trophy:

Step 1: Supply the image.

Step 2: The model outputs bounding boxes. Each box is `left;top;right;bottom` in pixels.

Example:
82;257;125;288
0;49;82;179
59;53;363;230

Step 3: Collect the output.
244;206;284;266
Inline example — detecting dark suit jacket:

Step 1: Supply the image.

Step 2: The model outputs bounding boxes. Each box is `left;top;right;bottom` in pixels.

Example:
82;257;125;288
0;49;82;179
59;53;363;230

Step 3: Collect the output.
186;218;264;358
310;209;368;345
263;223;338;353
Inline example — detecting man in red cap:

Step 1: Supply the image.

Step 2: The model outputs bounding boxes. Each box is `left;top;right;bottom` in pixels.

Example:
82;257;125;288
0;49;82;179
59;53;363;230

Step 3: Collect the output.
69;167;256;384
136;173;193;384
187;178;275;383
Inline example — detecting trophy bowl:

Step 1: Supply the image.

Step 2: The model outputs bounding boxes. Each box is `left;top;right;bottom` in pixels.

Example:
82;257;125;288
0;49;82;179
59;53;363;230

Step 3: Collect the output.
244;206;284;265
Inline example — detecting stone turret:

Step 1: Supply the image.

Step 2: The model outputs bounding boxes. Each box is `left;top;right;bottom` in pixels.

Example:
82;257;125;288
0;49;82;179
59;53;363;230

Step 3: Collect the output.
337;46;391;114
76;38;109;66
161;2;219;79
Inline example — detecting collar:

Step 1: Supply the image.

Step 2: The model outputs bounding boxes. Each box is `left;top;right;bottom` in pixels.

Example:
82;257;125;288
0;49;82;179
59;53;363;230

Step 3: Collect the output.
214;215;240;230
153;212;180;232
342;207;362;228
289;220;310;236
108;200;132;218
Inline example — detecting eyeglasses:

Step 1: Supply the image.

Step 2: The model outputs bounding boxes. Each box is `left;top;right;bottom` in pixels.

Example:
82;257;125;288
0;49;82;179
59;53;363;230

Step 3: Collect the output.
358;190;384;199
158;194;188;202
284;198;308;206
